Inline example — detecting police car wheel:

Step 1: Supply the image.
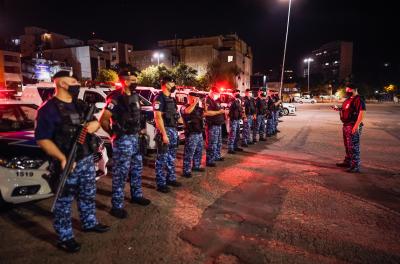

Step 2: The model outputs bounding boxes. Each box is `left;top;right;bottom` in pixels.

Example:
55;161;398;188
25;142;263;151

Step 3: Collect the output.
283;108;289;116
299;101;303;104
311;101;315;104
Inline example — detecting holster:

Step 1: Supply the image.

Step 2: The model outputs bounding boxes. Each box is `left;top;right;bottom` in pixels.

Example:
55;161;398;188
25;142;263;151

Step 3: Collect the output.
155;133;169;154
138;134;149;156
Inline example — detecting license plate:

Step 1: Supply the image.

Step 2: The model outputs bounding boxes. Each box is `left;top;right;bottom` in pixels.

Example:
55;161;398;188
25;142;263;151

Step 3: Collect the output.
16;171;34;177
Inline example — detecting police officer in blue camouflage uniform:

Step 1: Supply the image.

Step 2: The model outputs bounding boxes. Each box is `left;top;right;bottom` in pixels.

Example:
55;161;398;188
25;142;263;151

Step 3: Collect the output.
35;70;109;253
228;89;244;154
272;93;282;134
242;89;256;146
181;92;205;178
204;87;226;167
153;76;183;193
254;90;267;142
266;90;275;137
334;84;366;173
99;70;151;219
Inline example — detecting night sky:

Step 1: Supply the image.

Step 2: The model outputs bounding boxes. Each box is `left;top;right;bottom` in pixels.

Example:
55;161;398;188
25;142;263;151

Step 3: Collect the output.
0;0;398;78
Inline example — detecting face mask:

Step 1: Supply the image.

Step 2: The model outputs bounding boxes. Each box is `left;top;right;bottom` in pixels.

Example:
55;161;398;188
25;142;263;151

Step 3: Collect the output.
68;85;80;99
169;85;176;93
235;94;240;99
129;83;137;92
345;92;353;98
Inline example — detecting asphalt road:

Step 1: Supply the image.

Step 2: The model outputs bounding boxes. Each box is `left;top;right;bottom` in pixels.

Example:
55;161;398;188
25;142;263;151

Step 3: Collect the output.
1;103;400;264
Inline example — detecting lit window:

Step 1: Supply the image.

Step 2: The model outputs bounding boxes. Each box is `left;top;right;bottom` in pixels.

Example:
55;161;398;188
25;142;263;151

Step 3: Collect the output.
323;51;327;54
334;60;338;64
227;55;233;62
325;62;329;66
128;49;132;53
99;46;104;51
112;47;116;51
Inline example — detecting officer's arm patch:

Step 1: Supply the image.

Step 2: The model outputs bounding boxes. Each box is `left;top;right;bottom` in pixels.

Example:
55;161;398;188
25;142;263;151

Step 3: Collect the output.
106;102;115;110
154;101;161;111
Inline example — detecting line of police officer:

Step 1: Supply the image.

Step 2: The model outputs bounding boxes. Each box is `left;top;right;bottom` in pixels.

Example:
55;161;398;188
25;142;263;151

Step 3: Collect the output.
35;70;283;253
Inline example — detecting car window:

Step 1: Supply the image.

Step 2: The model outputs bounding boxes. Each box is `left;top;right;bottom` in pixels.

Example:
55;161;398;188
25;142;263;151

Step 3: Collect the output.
0;104;36;132
137;90;151;102
37;88;55;102
83;91;105;104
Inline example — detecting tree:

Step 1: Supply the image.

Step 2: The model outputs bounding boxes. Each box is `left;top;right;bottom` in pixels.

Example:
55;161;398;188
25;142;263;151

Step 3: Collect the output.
204;59;241;89
171;63;198;86
95;69;118;83
137;64;172;88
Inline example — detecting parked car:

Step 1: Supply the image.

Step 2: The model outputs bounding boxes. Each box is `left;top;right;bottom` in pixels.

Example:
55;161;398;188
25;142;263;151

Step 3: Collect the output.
296;97;317;104
0;100;108;206
281;103;296;115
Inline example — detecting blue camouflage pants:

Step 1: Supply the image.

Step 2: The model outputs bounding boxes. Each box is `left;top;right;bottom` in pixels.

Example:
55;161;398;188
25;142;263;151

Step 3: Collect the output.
242;115;253;144
53;155;97;242
343;124;363;169
266;117;274;136
206;125;222;164
111;134;143;209
274;111;279;131
183;133;203;174
228;119;240;151
254;115;266;139
155;127;178;187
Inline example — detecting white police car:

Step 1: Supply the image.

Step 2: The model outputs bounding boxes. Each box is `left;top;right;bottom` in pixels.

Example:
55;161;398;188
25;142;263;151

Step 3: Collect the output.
281;103;296;115
0;100;108;206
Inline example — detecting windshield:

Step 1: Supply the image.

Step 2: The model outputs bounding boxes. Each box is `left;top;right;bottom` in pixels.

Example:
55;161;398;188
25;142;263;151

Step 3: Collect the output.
0;104;37;132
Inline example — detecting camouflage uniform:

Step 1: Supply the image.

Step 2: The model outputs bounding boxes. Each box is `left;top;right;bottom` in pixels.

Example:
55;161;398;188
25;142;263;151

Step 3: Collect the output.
343;125;363;169
111;134;143;209
183;133;203;174
155;127;178;186
228;120;240;151
206;125;222;164
53;155;98;241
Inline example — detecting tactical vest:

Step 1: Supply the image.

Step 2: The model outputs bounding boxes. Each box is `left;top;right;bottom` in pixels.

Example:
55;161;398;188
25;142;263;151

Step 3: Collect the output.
229;99;242;120
111;92;141;137
161;94;179;128
256;98;267;115
205;97;225;126
53;98;97;161
244;97;256;115
181;104;204;135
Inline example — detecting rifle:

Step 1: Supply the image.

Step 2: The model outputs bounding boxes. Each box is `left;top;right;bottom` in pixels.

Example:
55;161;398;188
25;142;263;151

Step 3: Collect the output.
51;104;96;212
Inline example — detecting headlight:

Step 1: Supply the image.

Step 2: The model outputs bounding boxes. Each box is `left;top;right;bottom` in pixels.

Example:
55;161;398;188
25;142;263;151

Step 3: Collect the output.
0;156;45;169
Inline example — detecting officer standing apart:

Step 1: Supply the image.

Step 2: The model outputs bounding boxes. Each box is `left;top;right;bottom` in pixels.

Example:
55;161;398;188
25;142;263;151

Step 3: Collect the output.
204;87;226;167
181;92;205;178
99;71;151;220
254;90;267;142
153;76;183;193
242;89;256;146
228;89;244;154
35;71;109;253
334;84;366;173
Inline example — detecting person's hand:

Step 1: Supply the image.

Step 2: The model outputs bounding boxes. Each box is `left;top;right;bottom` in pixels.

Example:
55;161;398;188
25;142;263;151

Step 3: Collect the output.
60;155;67;170
352;125;358;134
86;120;100;134
162;134;170;144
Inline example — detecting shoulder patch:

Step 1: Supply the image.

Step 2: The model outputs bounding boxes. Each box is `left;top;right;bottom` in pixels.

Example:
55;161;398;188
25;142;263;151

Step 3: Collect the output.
154;102;160;110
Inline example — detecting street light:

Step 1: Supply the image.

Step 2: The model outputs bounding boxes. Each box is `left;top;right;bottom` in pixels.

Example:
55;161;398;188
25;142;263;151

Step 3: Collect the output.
304;57;314;94
279;0;293;99
153;52;164;66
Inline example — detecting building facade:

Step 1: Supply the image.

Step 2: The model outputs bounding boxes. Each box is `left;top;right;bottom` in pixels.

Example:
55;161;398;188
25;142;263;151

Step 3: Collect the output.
0;50;22;90
133;34;253;92
43;46;110;80
88;39;133;66
305;41;353;84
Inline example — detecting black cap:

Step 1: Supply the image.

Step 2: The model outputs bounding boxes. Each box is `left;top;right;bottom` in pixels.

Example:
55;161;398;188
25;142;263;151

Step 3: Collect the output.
234;89;240;93
346;83;357;90
160;76;175;85
119;70;137;77
245;89;251;92
53;70;73;79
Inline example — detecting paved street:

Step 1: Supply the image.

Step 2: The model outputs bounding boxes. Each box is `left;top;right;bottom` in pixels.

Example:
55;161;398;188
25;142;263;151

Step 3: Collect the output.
1;103;400;264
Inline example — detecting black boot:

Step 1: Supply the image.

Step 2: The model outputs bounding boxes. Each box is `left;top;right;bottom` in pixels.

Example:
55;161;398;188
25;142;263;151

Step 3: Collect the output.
131;196;151;206
57;239;81;253
110;208;128;219
82;223;110;233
